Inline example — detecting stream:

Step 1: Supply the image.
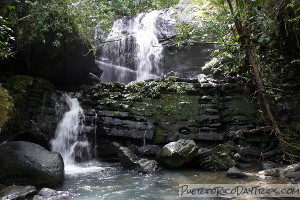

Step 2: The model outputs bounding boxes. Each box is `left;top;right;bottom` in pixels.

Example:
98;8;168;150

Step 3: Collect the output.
57;161;284;200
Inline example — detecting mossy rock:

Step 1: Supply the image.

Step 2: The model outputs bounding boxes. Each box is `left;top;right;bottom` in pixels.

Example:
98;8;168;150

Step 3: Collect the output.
0;84;14;131
5;75;55;103
3;75;56;132
224;97;258;117
195;142;240;171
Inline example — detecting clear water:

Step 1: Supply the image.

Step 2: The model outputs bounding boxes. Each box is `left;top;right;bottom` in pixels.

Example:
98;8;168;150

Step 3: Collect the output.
58;161;284;200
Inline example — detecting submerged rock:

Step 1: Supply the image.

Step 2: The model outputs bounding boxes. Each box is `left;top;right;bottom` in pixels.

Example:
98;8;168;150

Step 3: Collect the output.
157;139;198;168
33;188;69;200
0;185;37;200
194;142;239;171
0;141;64;187
137;159;160;174
226;167;248;179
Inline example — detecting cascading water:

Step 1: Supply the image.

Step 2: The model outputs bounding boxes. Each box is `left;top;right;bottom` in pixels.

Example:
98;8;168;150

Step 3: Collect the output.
50;94;91;166
97;10;164;83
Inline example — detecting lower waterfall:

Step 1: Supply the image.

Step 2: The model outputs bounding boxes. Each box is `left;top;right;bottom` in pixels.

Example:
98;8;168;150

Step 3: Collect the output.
50;94;91;166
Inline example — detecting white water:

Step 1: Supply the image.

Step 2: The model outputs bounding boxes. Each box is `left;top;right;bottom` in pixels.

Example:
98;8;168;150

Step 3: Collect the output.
98;10;163;83
50;94;91;166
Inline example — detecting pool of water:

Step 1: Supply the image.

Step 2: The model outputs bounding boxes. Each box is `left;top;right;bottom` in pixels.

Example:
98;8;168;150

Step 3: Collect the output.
58;161;285;200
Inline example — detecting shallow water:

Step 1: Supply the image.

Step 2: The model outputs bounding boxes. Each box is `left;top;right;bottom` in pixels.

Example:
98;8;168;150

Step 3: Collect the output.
58;161;286;200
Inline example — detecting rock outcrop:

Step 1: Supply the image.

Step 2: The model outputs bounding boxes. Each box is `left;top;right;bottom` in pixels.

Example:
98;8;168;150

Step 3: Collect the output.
0;141;64;187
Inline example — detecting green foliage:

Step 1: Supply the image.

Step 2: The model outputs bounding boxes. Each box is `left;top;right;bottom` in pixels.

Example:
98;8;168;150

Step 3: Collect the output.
111;0;179;16
0;16;15;58
0;0;180;54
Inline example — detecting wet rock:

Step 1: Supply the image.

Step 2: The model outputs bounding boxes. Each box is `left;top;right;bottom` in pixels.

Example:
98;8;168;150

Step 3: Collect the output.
0;185;37;200
137;159;160;174
259;168;281;177
283;163;300;175
285;172;300;181
115;144;139;169
259;163;300;178
138;145;161;157
33;188;69;200
157;139;198;168
74;142;91;163
261;161;275;170
0;141;64;187
195;142;239;171
226;167;248;178
113;143;159;173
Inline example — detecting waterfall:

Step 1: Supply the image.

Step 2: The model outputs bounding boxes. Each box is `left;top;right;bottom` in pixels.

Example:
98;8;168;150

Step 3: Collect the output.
97;10;164;83
50;94;91;165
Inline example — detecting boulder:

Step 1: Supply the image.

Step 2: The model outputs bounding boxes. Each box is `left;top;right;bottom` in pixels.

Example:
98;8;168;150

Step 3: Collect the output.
0;185;37;200
113;143;159;173
0;141;64;187
194;142;239;171
226;167;248;178
157;139;198;168
33;188;69;200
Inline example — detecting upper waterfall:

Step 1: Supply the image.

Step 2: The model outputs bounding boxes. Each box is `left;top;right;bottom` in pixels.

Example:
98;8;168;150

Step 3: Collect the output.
96;10;175;84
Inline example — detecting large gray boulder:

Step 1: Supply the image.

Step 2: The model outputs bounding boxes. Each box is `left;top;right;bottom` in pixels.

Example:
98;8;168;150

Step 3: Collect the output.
157;139;198;168
0;141;64;187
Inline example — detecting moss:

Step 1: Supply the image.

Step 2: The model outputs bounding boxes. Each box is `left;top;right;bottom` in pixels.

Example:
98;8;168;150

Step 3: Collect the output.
0;84;14;130
129;94;199;117
2;75;55;132
284;123;300;155
223;97;258;118
153;127;167;144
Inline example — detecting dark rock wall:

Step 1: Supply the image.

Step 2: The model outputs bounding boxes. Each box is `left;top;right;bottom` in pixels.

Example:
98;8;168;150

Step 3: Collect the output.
162;43;213;77
75;73;279;161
